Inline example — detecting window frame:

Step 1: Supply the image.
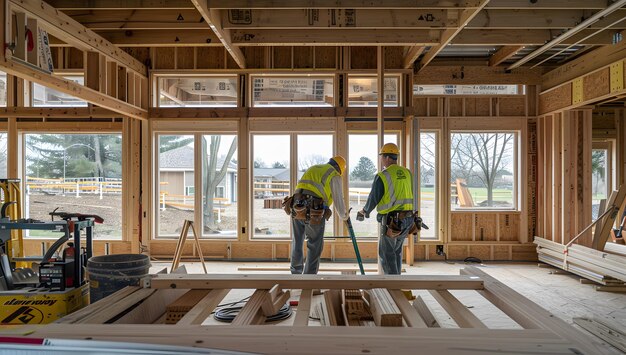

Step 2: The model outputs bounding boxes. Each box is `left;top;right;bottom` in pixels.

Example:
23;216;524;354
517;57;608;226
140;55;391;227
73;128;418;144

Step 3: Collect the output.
347;74;402;108
155;74;239;108
418;130;439;241
31;74;88;107
249;74;335;108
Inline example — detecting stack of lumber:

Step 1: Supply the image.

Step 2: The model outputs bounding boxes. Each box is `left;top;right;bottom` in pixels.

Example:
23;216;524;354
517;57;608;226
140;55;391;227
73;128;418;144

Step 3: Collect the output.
535;238;626;289
574;317;626;353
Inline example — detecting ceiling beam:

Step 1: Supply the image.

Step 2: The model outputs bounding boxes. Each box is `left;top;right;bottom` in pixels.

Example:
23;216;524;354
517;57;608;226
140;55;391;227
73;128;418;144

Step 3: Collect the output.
51;30;222;47
454;29;615;46
469;9;626;30
221;9;454;29
45;0;195;10
63;10;209;30
508;0;626;70
205;0;483;9
191;0;247;68
485;0;611;10
403;46;425;69
9;0;146;75
230;29;440;46
416;0;490;71
488;45;524;66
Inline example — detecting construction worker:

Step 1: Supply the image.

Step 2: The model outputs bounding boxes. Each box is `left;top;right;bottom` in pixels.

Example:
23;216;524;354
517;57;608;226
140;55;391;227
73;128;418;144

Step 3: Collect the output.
286;156;349;274
356;143;414;275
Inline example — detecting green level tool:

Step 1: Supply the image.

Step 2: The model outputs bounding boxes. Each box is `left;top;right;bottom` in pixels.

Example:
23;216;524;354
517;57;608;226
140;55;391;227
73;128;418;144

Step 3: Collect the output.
344;217;365;275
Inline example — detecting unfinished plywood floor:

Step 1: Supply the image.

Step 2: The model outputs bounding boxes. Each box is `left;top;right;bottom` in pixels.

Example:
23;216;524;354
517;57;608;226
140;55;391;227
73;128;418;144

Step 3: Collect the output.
149;261;626;354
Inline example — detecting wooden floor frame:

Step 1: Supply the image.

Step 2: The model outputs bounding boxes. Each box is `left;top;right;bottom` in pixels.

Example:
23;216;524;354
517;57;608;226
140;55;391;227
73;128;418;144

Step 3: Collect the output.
8;267;605;354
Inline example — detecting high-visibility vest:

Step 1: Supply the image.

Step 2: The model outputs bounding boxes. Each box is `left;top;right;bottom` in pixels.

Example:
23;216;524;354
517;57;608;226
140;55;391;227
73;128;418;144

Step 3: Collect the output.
295;163;339;205
376;164;413;214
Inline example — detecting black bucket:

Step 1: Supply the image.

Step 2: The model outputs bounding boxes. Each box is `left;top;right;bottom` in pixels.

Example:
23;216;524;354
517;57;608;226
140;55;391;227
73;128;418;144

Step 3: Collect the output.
86;254;151;303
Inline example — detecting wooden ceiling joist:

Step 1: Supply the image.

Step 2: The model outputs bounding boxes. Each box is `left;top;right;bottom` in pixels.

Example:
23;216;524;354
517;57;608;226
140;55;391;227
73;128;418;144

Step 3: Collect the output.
62;9;209;30
191;0;247;68
469;9;626;30
45;0;195;10
488;45;524;67
454;29;616;46
403;46;425;69
415;0;490;71
74;30;221;47
205;0;483;9
9;0;146;75
230;29;440;46
485;0;612;10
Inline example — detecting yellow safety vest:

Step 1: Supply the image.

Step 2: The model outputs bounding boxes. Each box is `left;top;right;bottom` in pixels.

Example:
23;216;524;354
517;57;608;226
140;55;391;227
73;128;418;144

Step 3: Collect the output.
295;163;339;206
376;164;413;214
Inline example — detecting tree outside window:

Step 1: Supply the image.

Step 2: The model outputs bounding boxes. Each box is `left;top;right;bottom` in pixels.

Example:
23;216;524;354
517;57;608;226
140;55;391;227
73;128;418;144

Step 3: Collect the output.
450;132;516;209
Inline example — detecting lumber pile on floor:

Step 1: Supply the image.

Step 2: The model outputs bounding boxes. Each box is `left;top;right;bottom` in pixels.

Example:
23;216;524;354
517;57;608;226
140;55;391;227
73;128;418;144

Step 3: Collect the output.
535;238;626;290
574;317;626;353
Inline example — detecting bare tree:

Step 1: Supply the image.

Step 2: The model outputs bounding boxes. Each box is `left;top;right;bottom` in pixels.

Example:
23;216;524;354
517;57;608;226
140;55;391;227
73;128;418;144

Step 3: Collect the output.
454;133;514;206
420;134;436;183
298;154;328;171
202;136;237;232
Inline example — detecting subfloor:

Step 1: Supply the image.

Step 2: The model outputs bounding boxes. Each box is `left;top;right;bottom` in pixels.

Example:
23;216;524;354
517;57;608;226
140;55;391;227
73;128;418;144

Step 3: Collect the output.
149;260;626;355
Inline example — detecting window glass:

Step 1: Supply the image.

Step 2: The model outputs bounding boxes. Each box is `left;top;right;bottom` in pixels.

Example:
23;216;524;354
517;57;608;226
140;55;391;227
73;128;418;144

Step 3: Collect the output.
252;76;334;107
201;134;238;238
348;76;399;107
0;133;7;179
297;134;334;236
450;132;516;210
0;72;6;107
419;132;437;240
592;148;609;219
158;77;237;107
414;85;522;95
348;133;399;238
252;135;290;238
157;135;195;237
33;76;87;107
25;134;122;239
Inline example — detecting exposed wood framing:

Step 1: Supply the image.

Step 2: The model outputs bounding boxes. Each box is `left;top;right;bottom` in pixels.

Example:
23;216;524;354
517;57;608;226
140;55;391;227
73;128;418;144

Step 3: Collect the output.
415;0;490;71
191;1;246;68
488;45;524;67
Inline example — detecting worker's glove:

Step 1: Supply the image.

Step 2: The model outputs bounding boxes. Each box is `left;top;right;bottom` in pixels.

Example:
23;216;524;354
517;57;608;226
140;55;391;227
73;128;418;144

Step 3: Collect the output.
356;210;365;222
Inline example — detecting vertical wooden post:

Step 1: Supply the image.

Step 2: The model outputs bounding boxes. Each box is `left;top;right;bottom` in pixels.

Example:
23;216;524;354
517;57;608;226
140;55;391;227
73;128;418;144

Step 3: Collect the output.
376;46;385;274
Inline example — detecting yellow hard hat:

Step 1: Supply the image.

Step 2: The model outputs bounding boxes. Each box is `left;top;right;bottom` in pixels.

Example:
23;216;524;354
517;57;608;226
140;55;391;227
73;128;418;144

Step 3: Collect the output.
331;155;346;175
379;143;399;155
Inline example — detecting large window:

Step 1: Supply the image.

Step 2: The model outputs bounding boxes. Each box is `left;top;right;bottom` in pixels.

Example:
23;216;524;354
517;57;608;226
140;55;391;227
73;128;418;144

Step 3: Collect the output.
24;133;122;239
252;76;334;107
157;135;195;237
252;135;291;238
0;72;6;107
419;132;437;240
450;132;517;210
201;135;238;237
157;76;237;107
33;76;87;107
592;145;612;219
0;133;6;179
348;76;399;107
297;134;334;236
348;133;399;238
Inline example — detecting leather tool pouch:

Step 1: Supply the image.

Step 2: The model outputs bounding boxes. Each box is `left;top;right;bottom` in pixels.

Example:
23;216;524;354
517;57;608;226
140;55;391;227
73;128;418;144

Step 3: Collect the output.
291;193;308;220
385;213;403;238
282;195;294;216
323;208;332;221
309;207;324;225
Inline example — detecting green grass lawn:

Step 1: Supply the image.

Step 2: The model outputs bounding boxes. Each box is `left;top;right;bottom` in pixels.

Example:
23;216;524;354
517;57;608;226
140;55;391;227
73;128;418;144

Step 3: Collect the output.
419;186;514;205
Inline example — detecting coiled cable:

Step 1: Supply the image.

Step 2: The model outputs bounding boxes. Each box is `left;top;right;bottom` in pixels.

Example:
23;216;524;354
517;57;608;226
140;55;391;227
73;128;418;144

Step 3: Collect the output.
214;302;292;323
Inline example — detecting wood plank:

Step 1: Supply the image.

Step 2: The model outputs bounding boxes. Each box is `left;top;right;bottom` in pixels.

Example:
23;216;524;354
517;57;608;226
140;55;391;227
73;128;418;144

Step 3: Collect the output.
594;186;626;251
574;317;626;352
293;289;313;326
78;288;157;324
149;274;484;290
461;266;604;354
367;288;403;327
322;290;345;326
489;45;524;67
177;289;230;326
55;286;140;324
412;296;440;328
115;289;188;324
231;289;268;325
205;0;484;9
429;290;487;328
261;285;291;316
388;289;427;328
165;289;212;324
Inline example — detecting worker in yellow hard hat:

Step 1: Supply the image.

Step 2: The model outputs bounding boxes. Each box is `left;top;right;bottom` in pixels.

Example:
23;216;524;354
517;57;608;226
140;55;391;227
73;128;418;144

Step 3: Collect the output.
284;155;349;274
356;143;418;274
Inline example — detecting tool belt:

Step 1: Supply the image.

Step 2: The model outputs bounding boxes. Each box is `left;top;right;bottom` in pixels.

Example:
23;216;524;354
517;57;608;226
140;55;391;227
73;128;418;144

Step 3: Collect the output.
285;193;331;225
385;210;419;238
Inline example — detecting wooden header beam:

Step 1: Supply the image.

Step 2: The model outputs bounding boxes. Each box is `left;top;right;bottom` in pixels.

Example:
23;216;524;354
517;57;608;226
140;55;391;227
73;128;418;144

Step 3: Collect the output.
8;0;146;75
46;0;196;10
191;0;247;69
416;0;490;71
205;0;483;9
63;10;210;30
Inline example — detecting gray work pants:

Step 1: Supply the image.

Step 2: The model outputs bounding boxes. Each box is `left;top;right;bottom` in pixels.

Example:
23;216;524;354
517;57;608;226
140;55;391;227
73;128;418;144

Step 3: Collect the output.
379;215;414;275
290;217;325;274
